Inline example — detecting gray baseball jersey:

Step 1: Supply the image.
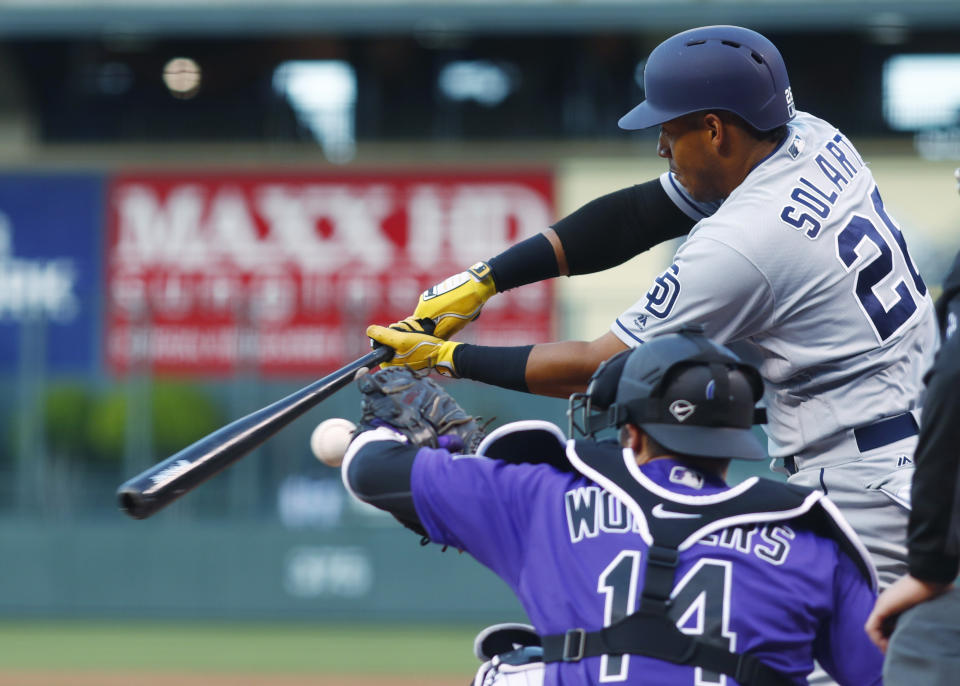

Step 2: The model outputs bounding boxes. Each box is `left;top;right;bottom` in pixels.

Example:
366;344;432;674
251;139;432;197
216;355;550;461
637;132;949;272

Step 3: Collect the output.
612;111;937;458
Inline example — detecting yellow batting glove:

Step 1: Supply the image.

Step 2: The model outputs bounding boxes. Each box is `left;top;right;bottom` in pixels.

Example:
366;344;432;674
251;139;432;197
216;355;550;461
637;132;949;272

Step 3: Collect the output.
366;325;461;377
406;262;497;340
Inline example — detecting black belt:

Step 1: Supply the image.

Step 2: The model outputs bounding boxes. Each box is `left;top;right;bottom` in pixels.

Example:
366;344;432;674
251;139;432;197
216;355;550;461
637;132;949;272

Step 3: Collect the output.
783;412;919;475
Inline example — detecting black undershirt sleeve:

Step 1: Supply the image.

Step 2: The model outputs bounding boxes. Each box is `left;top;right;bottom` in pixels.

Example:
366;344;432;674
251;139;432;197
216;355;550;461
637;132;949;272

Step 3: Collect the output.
485;179;694;292
453;344;533;393
551;179;695;275
460;182;692;392
345;440;426;536
487;233;559;292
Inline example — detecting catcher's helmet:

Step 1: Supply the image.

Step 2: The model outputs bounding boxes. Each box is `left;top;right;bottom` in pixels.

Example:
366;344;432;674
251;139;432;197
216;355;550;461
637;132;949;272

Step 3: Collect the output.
569;326;766;460
619;25;795;132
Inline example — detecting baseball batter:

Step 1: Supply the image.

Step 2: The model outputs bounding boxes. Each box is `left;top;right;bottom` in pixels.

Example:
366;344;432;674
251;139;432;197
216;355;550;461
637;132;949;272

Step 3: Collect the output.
342;332;884;685
367;25;937;589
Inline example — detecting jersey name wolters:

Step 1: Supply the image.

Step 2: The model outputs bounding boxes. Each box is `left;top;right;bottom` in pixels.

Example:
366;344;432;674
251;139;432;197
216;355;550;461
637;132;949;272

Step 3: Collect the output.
564;484;796;565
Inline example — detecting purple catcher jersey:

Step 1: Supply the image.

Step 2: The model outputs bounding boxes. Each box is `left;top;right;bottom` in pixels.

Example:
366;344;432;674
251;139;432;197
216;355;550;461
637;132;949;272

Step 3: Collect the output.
410;441;883;686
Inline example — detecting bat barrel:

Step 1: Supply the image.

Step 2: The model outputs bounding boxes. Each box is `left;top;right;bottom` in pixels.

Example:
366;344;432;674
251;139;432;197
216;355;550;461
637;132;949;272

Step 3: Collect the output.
117;345;393;519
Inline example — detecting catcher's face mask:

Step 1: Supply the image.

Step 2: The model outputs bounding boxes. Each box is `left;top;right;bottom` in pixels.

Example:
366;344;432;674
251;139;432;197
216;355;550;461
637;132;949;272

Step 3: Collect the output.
568;328;766;461
568;348;632;439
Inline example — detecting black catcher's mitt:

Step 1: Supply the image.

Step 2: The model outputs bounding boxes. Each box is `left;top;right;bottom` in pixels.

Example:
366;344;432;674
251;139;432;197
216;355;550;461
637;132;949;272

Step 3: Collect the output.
357;366;486;453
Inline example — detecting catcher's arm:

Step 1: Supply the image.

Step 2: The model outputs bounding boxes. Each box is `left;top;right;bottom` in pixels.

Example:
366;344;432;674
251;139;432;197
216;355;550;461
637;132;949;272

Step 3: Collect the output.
342;431;424;535
341;367;487;533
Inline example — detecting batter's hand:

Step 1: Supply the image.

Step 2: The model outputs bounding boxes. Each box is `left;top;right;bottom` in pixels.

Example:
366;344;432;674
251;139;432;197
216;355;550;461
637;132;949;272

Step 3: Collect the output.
367;325;461;377
397;262;496;340
865;574;953;653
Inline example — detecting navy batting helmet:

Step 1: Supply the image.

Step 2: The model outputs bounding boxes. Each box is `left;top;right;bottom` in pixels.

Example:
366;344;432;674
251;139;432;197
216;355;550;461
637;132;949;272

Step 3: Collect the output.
619;25;795;132
569;326;766;461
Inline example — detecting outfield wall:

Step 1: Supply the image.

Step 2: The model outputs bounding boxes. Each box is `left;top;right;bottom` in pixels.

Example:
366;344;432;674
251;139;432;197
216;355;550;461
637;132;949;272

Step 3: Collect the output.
0;521;525;622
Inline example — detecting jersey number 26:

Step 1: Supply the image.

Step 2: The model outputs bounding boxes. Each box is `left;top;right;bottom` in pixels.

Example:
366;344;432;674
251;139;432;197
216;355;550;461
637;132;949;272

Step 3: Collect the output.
836;186;926;342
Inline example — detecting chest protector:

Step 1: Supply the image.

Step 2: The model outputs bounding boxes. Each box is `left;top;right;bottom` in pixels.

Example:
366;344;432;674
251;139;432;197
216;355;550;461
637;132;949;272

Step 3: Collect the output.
478;423;876;686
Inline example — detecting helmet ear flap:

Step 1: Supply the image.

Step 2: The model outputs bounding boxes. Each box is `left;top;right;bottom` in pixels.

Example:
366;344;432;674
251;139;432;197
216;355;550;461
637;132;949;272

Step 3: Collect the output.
586;349;632;410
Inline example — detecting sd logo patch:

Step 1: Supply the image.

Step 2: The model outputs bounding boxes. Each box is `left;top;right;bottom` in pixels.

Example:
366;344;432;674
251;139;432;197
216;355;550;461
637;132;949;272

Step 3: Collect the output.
644;263;681;318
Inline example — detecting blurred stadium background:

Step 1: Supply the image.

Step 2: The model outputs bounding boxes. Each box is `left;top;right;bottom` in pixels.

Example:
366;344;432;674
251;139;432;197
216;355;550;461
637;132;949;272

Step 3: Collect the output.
1;1;959;683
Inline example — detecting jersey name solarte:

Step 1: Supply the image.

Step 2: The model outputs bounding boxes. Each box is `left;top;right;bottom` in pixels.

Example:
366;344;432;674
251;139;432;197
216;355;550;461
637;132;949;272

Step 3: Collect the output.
779;131;865;239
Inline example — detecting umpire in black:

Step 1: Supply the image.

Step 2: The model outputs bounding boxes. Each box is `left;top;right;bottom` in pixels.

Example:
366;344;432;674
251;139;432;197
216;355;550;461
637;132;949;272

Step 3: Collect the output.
865;169;960;683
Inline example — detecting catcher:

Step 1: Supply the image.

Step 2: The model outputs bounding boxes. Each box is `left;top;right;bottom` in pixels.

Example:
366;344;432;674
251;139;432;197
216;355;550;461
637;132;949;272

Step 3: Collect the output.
341;329;883;685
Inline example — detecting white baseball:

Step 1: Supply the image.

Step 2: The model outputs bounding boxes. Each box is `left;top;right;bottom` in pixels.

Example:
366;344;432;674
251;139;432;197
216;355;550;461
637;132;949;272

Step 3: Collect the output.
310;418;357;467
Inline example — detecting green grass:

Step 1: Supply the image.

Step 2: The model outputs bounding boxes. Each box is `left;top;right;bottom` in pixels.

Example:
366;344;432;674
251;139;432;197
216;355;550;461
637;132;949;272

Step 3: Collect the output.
0;621;481;674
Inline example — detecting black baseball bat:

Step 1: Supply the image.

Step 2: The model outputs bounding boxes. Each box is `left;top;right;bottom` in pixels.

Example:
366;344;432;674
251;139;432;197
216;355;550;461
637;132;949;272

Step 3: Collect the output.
117;346;394;520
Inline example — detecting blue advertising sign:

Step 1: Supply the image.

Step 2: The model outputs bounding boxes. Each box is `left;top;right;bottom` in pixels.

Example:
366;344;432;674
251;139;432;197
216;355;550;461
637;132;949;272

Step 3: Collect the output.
0;173;103;372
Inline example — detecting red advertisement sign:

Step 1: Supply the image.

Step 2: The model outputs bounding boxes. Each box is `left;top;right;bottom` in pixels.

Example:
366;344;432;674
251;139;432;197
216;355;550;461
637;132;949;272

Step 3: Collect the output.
106;171;555;376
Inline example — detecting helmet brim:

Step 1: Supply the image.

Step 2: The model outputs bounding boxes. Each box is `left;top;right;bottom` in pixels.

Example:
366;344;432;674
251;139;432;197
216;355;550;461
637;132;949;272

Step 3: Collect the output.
642;423;767;461
618;101;689;131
